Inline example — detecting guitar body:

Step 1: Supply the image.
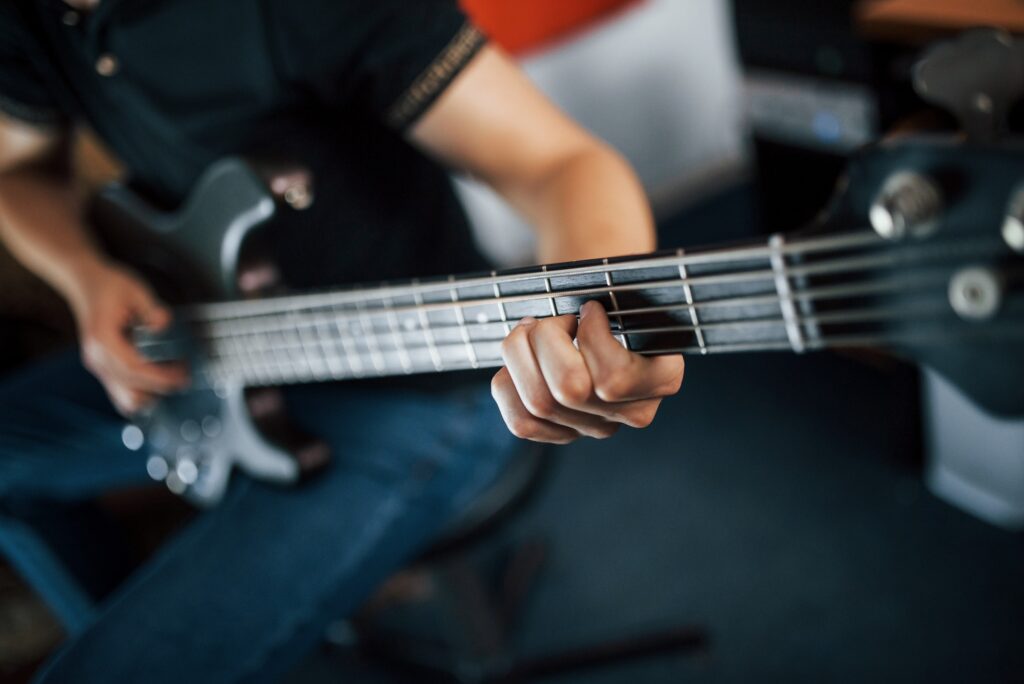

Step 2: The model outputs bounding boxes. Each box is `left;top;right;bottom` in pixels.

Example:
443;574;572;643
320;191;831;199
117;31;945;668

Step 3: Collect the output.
92;159;329;504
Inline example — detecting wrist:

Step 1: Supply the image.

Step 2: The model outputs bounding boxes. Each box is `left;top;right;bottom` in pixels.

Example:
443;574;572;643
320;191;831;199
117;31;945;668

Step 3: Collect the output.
58;252;114;316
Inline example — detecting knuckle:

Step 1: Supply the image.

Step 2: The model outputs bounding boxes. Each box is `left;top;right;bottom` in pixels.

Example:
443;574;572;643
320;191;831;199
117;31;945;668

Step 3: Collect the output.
587;422;620;440
550;369;592;407
80;341;102;371
490;371;508;399
623;404;657;429
507;416;536;440
664;359;686;395
501;325;530;355
594;372;631;403
524;391;557;420
499;332;519;358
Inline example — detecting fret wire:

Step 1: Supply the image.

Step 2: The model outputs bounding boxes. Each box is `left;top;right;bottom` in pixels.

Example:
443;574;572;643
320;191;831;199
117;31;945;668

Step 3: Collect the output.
675;248;706;355
541;265;558;317
383;293;413;374
769;234;806;353
356;299;386;375
603;258;628;350
294;309;328;379
315;318;347;379
283;323;312;381
253;331;282;384
190;231;887;321
334;306;365;377
245;332;272;384
449;275;479;369
412;279;443;371
232;334;259;384
492;270;511;336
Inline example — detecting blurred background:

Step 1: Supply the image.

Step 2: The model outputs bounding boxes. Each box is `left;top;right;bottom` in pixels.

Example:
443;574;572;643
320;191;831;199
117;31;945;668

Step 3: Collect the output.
2;0;1023;681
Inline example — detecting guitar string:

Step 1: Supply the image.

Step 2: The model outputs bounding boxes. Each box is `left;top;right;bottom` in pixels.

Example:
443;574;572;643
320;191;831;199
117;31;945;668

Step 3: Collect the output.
177;239;1000;344
204;300;1018;364
202;322;1024;387
136;269;950;361
187;275;954;357
196;286;1024;382
200;301;960;377
183;230;890;322
142;260;1023;381
140;240;1006;351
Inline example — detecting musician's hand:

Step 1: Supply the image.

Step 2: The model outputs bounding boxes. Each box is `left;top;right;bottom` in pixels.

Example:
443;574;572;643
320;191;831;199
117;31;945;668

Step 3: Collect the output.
491;300;684;444
69;263;189;416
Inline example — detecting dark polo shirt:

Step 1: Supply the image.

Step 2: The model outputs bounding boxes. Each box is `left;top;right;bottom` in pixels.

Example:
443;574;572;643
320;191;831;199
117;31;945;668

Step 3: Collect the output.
0;0;490;287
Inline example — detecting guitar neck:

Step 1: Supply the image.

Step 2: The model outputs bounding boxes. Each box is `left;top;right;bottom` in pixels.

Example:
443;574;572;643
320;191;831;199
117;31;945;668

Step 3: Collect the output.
140;228;999;390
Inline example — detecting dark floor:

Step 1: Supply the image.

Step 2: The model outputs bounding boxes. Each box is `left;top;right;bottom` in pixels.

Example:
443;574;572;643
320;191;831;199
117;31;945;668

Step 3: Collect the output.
290;184;1024;683
291;350;1024;683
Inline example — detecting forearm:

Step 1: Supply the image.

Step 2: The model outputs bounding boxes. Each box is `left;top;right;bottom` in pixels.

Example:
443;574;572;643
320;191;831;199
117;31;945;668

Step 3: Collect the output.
504;143;655;264
0;165;109;312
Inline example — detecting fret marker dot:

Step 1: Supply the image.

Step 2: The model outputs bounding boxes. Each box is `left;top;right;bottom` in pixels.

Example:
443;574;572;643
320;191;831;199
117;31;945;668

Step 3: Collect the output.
402;318;417;331
475;312;489;324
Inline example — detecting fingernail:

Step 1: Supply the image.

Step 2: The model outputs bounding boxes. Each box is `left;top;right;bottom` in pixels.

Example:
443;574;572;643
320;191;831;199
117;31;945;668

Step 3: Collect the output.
518;317;537;328
580;301;595;319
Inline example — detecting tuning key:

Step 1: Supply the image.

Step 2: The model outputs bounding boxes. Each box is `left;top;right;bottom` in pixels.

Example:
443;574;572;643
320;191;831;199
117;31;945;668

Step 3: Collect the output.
869;171;943;240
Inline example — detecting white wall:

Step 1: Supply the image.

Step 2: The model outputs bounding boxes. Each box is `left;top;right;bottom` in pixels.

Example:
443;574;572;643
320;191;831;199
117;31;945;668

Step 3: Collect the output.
458;0;748;266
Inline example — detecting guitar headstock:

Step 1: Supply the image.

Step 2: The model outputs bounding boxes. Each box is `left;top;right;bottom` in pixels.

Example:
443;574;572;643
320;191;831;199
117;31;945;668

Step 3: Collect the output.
803;137;1024;416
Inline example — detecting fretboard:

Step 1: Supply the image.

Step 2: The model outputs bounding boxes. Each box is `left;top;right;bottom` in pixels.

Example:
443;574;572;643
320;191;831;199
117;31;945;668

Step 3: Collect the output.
136;228;1013;390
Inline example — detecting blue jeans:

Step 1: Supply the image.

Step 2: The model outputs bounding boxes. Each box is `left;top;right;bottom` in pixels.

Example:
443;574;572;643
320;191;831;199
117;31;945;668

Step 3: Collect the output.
0;350;518;682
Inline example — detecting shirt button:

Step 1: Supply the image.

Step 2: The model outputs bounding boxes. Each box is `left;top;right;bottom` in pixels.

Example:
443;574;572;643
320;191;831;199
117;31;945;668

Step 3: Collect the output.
62;10;80;26
96;54;119;77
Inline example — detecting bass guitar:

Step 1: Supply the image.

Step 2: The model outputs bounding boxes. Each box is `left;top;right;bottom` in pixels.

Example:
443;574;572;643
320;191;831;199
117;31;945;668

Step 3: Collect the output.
91;31;1024;506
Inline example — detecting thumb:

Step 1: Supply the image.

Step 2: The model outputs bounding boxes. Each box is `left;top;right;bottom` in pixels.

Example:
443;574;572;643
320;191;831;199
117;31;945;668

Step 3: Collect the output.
134;287;172;332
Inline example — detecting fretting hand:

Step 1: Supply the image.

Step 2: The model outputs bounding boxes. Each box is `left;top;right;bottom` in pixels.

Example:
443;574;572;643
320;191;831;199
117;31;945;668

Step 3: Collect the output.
491;300;685;444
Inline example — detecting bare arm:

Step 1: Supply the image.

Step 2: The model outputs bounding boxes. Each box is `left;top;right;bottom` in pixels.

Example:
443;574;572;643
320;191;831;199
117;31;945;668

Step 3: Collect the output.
409;46;683;444
0;113;186;413
411;47;655;263
0;115;102;304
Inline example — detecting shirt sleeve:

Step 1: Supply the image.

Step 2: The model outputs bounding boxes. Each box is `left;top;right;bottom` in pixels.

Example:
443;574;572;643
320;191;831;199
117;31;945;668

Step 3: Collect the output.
264;0;487;130
0;7;67;126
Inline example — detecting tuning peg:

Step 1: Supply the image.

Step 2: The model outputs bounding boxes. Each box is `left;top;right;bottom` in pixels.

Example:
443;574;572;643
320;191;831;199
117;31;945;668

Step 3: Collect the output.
913;29;1024;143
869;172;943;240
